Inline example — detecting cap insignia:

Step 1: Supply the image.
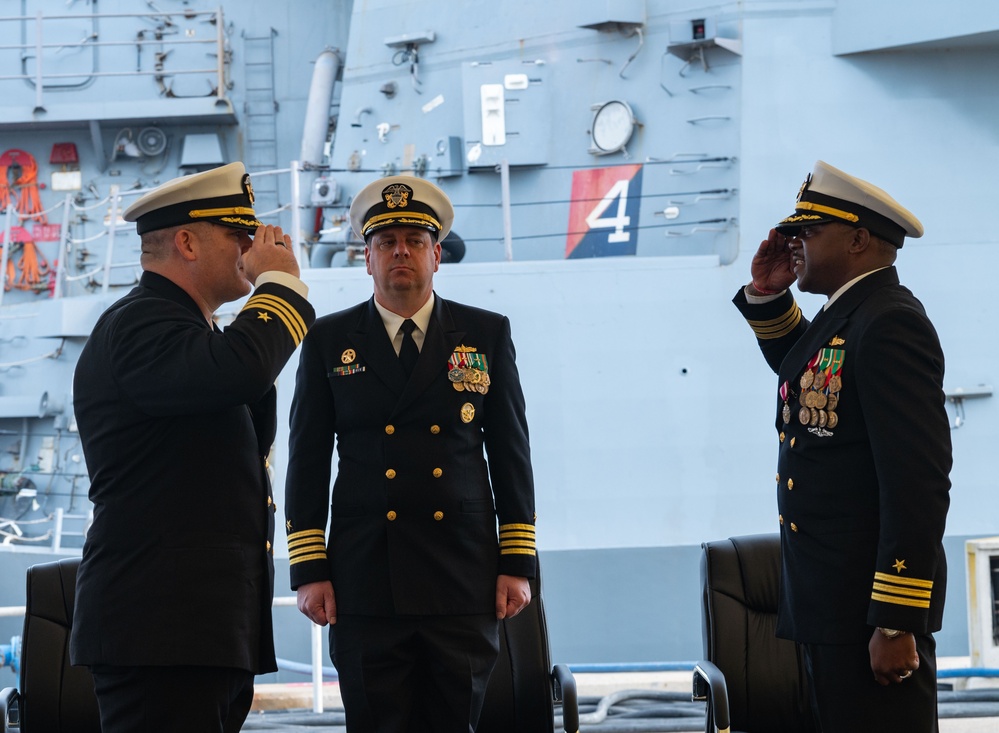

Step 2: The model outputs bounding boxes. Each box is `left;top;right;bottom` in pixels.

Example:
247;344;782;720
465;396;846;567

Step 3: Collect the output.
382;183;412;209
796;173;812;202
242;173;255;205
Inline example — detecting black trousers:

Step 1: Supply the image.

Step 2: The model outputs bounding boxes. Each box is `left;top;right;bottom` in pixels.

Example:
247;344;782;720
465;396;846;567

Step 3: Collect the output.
331;614;500;733
90;664;254;733
802;633;938;733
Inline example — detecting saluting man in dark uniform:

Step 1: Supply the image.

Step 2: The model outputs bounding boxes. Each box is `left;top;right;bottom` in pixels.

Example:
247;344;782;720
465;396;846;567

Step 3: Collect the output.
71;162;315;733
733;161;952;731
285;175;537;732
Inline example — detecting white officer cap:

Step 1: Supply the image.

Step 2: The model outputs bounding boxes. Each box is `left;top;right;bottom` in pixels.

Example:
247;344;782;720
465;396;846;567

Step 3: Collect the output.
123;162;262;235
775;160;923;247
349;175;454;242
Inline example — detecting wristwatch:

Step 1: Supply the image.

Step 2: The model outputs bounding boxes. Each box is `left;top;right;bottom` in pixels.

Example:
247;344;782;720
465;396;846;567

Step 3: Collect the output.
878;627;905;639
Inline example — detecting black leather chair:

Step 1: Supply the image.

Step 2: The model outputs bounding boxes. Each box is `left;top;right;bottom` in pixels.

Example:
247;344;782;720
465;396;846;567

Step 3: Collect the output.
0;557;101;732
692;534;815;733
477;567;578;733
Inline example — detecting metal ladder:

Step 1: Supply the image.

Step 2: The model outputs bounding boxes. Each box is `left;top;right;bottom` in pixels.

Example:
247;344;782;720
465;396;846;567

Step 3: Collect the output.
241;28;281;219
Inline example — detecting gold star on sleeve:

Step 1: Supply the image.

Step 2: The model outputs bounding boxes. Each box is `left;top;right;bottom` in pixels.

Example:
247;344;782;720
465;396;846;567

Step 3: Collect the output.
892;558;907;573
257;311;272;322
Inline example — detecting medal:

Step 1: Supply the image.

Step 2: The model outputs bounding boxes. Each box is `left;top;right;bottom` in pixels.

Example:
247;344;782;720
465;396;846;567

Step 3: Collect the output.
818;410;828;428
798;407;811;425
826;393;838;411
827;374;842;393
800;370;815;390
813;370;827;390
449;368;465;383
826;411;839;428
813;392;828;409
809;408;819;427
341;349;356;364
782;404;791;424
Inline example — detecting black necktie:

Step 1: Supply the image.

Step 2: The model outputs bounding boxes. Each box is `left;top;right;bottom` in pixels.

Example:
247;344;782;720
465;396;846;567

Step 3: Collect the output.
399;319;419;375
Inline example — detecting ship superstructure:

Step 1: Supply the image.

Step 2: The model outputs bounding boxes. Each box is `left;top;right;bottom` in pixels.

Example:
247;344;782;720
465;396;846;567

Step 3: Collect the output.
0;0;997;674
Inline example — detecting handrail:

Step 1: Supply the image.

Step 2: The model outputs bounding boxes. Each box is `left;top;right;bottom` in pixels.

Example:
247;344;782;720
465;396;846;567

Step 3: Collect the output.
0;7;228;109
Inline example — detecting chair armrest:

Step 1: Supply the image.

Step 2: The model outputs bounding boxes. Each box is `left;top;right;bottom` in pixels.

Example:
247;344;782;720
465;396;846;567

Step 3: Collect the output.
0;686;20;731
551;664;579;733
692;661;730;733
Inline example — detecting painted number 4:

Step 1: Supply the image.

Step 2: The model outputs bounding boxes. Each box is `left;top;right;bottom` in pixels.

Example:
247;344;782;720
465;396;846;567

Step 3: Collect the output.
585;179;631;243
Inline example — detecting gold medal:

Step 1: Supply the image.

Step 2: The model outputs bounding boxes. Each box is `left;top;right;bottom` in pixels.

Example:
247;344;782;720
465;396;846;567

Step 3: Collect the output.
467;369;483;384
825;393;838;411
818;410;828;427
804;391;817;408
798;407;811;425
452;382;465;392
460;402;475;423
782;404;791;424
813;370;827;390
813;392;828;409
828;374;843;393
809;408;819;427
341;349;356;364
826;411;839;428
799;370;815;390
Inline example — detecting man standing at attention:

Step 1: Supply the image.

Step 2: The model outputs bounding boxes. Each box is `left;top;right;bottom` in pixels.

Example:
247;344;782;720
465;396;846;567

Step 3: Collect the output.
285;175;537;732
733;160;951;731
71;162;315;732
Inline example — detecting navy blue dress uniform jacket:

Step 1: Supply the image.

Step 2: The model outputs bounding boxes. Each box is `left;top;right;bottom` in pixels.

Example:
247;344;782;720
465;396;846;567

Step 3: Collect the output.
733;267;951;644
285;294;536;616
71;271;315;673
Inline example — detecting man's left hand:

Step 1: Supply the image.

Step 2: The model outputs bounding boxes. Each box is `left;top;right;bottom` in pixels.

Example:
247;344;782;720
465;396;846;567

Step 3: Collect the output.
496;575;531;619
869;629;919;685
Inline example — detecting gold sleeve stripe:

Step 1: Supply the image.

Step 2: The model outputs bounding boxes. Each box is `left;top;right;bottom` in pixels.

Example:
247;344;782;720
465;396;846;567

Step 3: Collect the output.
287;528;326;563
873;572;933;589
501;547;538;556
242;294;308;345
243;294;308;345
289;552;329;565
872;582;931;600
288;540;325;553
871;591;931;609
288;529;326;540
499;523;536;533
288;537;326;551
501;531;537;540
745;303;802;340
242;294;305;344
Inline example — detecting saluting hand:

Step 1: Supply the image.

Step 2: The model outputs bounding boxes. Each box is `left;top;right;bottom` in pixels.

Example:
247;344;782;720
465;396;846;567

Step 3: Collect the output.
242;224;301;282
749;228;796;294
496;574;531;620
297;580;337;626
